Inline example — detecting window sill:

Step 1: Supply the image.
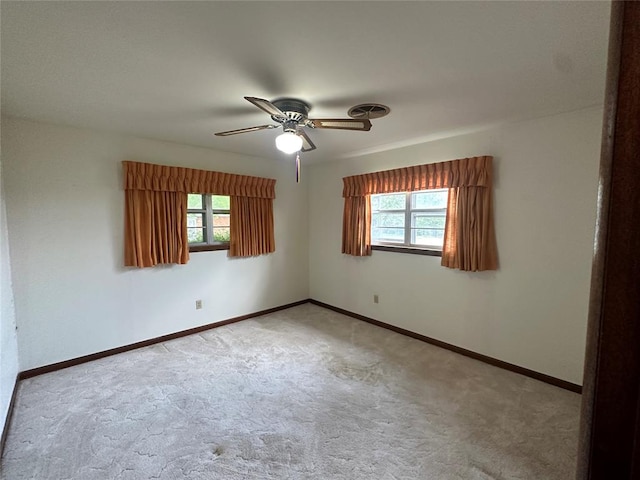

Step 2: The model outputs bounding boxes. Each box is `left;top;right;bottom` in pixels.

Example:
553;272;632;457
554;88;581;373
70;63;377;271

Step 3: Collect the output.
189;243;230;252
371;245;442;257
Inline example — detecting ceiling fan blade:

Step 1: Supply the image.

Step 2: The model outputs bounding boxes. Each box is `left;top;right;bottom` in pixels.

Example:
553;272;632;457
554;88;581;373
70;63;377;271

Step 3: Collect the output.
244;97;288;121
214;124;278;136
308;118;372;131
298;129;316;152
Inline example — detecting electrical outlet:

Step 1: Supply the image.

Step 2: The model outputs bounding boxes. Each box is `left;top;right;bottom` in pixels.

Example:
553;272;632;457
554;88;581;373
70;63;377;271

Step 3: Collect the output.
373;294;379;304
195;300;203;310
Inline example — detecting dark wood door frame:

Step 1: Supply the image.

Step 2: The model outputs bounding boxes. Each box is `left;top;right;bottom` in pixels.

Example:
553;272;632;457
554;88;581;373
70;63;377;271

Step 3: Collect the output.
578;1;640;478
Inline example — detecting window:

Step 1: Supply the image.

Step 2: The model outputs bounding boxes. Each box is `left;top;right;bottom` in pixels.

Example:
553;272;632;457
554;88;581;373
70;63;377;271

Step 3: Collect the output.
371;189;448;254
187;194;230;251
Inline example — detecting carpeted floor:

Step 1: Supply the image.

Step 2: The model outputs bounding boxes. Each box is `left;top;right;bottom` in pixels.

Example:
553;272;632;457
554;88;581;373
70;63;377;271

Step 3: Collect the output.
1;304;581;479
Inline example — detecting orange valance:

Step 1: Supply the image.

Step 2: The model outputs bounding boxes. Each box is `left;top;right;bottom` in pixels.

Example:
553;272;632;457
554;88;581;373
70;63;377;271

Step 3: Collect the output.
123;161;276;198
342;156;492;197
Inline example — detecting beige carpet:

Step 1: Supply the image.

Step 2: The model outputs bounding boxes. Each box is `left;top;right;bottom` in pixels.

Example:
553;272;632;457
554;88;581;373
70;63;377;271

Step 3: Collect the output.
1;303;580;479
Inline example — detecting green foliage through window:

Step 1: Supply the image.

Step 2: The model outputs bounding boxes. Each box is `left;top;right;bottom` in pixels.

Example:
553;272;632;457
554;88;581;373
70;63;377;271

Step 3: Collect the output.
212;195;230;209
187;194;201;209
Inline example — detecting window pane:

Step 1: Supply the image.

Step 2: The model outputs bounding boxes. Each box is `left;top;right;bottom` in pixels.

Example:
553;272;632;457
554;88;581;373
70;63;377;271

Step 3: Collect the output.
412;228;445;246
213;227;230;242
372;212;404;228
412;190;448;209
188;194;203;209
212;213;230;243
411;213;446;229
212;195;230;210
212;213;230;227
372;227;404;243
187;227;204;243
373;193;405;210
187;213;204;228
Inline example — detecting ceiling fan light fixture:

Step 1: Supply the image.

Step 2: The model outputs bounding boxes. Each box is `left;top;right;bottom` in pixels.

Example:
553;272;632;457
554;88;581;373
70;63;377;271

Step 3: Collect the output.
275;132;303;154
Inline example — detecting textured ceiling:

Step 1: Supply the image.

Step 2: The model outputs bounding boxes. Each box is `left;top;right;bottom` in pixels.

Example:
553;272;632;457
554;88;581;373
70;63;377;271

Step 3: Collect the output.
1;1;610;162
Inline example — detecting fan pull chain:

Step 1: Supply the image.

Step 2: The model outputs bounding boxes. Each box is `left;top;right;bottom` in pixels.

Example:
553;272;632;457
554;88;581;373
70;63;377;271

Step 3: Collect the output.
296;153;301;183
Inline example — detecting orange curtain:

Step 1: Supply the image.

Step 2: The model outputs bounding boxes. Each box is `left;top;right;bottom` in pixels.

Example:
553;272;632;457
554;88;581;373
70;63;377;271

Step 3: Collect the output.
341;196;371;256
341;156;498;271
124;190;189;267
123;161;276;267
229;196;275;257
441;186;498;271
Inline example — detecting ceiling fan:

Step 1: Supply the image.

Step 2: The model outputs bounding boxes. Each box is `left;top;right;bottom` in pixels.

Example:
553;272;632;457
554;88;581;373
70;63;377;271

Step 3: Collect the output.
214;97;373;155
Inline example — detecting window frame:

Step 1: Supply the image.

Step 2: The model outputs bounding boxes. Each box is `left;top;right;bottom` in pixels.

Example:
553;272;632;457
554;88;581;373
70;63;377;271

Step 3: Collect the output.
371;189;447;257
187;194;231;252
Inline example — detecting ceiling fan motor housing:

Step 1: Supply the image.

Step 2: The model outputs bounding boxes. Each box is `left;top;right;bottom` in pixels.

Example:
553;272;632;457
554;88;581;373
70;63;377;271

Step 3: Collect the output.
271;98;311;124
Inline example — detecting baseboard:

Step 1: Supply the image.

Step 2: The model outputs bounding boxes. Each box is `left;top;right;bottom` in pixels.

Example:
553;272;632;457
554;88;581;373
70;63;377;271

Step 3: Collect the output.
309;299;582;394
17;297;582;395
19;299;311;380
1;374;19;459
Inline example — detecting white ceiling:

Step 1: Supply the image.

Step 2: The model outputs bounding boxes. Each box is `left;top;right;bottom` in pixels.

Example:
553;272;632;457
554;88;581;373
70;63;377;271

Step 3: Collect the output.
1;1;611;162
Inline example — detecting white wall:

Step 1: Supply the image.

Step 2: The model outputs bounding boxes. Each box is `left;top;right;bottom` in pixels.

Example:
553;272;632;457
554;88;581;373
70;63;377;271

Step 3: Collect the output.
308;107;602;385
1;107;601;384
1;117;309;371
0;142;20;434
